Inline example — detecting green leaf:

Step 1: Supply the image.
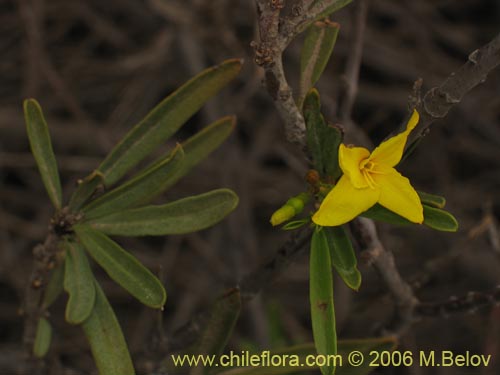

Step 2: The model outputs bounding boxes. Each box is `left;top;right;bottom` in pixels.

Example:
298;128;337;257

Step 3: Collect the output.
82;281;135;375
361;204;459;232
33;318;52;358
99;59;242;187
310;227;337;375
82;145;185;219
299;20;339;106
417;191;446;208
421;205;459;232
303;89;343;179
324;227;362;291
23;99;62;209
63;240;96;324
213;337;397;375
86;189;239;236
42;261;65;309
193;288;241;374
74;225;166;308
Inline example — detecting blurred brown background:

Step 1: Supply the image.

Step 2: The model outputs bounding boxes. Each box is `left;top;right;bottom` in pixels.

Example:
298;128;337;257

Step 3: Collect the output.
1;0;499;374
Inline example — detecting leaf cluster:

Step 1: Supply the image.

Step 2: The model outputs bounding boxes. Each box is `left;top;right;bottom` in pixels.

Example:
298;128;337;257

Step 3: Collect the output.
26;59;242;374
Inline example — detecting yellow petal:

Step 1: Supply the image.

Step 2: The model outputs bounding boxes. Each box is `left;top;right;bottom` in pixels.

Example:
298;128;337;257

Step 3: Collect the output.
339;144;371;188
375;168;423;223
312;175;379;226
370;110;419;167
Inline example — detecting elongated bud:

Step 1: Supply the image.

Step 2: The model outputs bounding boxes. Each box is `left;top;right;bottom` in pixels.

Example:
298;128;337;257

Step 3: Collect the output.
270;192;310;226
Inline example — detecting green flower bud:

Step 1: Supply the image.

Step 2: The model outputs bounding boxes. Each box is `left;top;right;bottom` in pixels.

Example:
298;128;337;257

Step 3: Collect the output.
270;192;311;226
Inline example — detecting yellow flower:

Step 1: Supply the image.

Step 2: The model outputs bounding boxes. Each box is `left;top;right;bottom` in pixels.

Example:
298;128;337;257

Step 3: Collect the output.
312;110;423;226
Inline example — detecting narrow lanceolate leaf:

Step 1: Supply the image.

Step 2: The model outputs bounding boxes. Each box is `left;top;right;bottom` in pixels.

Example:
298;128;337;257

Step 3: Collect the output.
421;205;458;232
86;189;239;236
98;59;242;187
362;204;459;232
324;227;361;291
64;240;96;324
82;281;135;375
74;225;166;308
213;337;397;375
310;228;337;375
193;289;241;375
23;99;62;209
42;262;65;309
33;318;52;358
163;116;236;190
82;145;185;220
417;191;446;208
299;20;339;106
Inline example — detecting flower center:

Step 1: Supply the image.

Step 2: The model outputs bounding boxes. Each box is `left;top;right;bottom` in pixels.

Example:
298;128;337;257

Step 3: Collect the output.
359;159;380;189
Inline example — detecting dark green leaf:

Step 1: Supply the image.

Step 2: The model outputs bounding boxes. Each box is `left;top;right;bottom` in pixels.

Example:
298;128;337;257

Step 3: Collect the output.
310;228;337;375
82;145;185;219
64;240;96;324
42;261;65;309
417;191;446;208
86;189;239;236
213;337;397;375
300;20;339;106
82;281;135;375
98;59;242;186
303;89;343;178
362;204;458;232
421;205;458;232
75;225;166;308
33;318;52;358
23;99;62;209
325;227;362;291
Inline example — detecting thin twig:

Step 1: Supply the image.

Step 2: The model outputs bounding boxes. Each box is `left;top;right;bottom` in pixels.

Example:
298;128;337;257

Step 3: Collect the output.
352;218;419;335
411;31;500;145
252;1;306;146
